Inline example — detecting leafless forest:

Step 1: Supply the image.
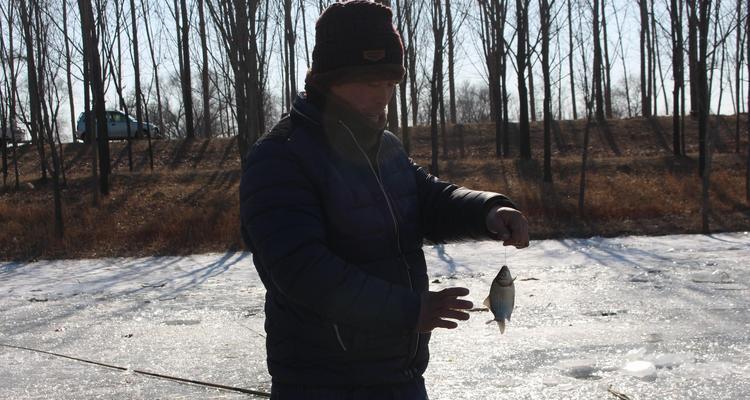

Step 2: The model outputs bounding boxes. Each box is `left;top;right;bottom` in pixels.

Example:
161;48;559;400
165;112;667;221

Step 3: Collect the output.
1;0;749;241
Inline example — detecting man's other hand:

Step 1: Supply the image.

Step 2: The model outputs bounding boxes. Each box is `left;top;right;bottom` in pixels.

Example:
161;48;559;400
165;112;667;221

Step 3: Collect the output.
486;205;530;248
416;287;473;333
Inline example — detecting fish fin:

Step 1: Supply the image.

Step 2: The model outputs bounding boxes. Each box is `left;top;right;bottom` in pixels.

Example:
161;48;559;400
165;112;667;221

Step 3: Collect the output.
497;320;506;334
483;296;490;308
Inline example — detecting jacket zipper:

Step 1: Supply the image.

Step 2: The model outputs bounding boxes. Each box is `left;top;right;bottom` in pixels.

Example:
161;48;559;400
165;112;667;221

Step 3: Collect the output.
339;121;420;367
333;324;348;351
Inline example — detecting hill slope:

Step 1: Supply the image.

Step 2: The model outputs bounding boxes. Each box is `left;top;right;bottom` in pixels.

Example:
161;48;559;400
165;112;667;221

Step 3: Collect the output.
1;115;748;260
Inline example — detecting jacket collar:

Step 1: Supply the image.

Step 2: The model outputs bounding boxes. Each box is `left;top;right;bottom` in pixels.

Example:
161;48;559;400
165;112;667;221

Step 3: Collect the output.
290;90;384;161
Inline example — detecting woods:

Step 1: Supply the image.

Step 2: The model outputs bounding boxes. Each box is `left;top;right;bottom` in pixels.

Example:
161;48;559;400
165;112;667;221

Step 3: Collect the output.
1;0;749;238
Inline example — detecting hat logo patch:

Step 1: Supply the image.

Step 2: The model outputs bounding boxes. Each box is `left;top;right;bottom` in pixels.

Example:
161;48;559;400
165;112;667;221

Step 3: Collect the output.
363;49;386;62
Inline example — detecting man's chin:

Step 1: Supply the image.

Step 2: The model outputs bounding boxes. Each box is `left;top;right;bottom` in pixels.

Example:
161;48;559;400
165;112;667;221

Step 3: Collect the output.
369;113;387;130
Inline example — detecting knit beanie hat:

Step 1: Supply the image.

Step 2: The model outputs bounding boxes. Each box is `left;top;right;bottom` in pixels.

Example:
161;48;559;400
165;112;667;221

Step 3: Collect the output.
306;0;406;87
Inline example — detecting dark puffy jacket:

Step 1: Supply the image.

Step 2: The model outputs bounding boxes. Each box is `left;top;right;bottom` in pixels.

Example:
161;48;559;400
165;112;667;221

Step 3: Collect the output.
240;93;516;386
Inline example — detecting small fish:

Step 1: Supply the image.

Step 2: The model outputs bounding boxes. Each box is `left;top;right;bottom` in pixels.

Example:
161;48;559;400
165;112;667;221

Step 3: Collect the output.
484;265;515;333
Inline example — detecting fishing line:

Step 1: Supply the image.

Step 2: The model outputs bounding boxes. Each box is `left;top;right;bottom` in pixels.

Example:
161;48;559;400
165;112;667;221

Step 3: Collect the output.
0;342;270;398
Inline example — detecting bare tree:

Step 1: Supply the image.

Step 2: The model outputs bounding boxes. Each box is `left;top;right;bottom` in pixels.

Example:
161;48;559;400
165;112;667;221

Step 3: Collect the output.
175;0;195;138
736;0;743;154
283;0;296;110
593;0;605;121
79;0;110;195
0;1;21;189
62;0;77;143
446;0;457;124
746;0;750;203
35;0;64;237
567;0;578;119
395;0;411;153
430;0;445;174
688;0;712;231
205;0;263;165
198;0;211;137
517;0;532;159
140;0;164;139
670;0;684;156
18;0;48;181
601;0;613;118
638;0;652;117
540;0;555;182
612;2;633;117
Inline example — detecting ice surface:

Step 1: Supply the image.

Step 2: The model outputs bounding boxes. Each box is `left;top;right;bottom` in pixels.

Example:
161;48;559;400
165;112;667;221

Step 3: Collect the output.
2;232;750;399
622;361;657;380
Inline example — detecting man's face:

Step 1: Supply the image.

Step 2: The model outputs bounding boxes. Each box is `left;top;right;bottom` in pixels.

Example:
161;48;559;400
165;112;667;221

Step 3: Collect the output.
329;80;399;128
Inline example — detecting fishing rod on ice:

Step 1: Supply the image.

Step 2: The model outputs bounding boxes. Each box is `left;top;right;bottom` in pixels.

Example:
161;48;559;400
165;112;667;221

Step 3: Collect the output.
0;342;271;398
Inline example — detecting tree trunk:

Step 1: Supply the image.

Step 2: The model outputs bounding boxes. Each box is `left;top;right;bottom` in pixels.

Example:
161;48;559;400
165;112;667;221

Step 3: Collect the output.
517;0;531;159
540;0;553;182
593;0;605;122
567;0;578;120
736;0;743;154
670;0;684;156
179;0;195;138
696;0;711;231
396;0;410;154
747;0;750;203
8;4;20;190
612;3;633;117
61;0;77;144
500;0;510;157
430;0;444;174
601;0;613;118
406;1;419;128
528;31;537;122
79;0;110;195
34;6;64;238
112;1;134;172
198;0;211;137
446;0;457;124
129;0;146;147
687;0;698;116
205;0;261;167
639;0;651;117
140;0;164;139
687;1;707;175
284;0;296;109
18;0;48;181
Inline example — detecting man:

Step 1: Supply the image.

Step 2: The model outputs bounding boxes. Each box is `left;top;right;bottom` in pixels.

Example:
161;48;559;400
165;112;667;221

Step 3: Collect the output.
240;1;529;398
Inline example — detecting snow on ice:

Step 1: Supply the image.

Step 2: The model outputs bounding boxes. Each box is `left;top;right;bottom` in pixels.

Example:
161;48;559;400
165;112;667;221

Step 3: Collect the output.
1;232;749;399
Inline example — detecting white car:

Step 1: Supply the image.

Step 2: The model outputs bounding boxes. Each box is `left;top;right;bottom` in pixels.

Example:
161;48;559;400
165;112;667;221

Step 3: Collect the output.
76;110;160;142
0;125;27;143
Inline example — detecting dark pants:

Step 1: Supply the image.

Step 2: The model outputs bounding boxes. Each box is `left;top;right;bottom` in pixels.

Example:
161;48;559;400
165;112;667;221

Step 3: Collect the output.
270;378;429;400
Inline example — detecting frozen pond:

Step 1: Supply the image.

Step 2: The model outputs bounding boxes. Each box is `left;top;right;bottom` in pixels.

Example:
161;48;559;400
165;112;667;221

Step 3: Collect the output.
1;232;749;399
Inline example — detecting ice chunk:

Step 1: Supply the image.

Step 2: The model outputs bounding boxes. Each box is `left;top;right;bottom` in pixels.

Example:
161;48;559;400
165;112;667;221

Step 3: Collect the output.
556;358;597;379
622;360;657;380
624;347;649;361
691;270;734;283
652;352;694;369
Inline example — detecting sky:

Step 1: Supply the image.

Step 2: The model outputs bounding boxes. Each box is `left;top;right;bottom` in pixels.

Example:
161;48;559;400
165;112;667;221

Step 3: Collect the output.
0;0;745;143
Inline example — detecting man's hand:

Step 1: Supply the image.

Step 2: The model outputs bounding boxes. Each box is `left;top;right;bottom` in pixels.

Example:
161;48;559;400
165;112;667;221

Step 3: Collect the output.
416;287;473;333
486;205;530;248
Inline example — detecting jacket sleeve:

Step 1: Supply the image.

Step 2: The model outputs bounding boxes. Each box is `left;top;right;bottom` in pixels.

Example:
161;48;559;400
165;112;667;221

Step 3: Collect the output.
411;160;518;244
240;137;420;334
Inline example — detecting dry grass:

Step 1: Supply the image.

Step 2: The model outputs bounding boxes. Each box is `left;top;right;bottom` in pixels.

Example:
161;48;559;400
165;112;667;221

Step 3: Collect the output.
1;115;749;261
